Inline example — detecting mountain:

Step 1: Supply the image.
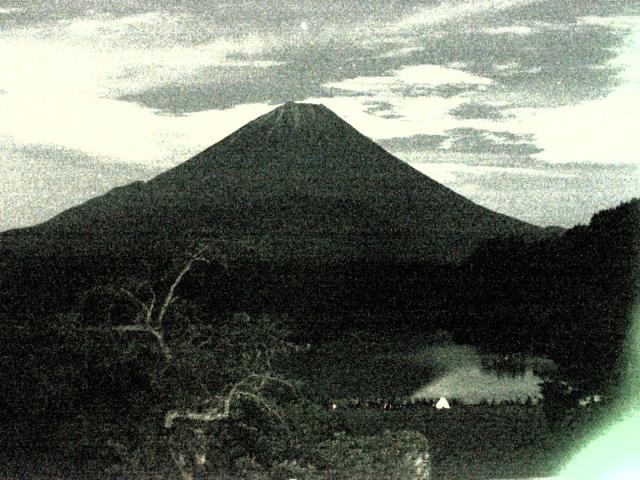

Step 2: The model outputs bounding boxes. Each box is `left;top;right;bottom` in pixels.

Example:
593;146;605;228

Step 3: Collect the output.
4;102;544;264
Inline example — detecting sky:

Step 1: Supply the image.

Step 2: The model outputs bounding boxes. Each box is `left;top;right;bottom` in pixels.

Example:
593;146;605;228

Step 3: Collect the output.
1;0;639;231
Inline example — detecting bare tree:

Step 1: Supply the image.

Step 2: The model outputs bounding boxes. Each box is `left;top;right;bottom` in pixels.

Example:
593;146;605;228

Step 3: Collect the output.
164;370;296;480
83;248;302;479
86;246;210;361
164;373;293;428
163;313;301;479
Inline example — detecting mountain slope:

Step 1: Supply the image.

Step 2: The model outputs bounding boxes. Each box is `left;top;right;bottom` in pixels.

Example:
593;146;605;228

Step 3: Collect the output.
5;102;543;263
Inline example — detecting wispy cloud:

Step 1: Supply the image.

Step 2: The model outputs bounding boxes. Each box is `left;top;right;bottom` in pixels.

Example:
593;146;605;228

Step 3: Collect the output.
0;12;278;165
392;0;544;32
378;134;448;152
450;102;514;120
482;25;533;35
325;64;492;95
379;128;542;168
409;162;640;227
505;15;640;164
307;64;497;143
0;91;273;166
1;1;639;230
0;142;158;230
0;7;23;15
306;94;466;140
378;46;424;59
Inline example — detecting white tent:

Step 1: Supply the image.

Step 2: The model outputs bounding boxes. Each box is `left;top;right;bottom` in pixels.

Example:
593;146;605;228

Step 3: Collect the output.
435;397;451;409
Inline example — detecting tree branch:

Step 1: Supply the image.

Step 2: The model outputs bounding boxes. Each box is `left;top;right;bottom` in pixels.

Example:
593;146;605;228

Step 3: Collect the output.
85;324;172;361
165;404;230;429
94;247;212;363
148;326;173;361
169;446;192;480
119;288;151;321
235;391;285;423
156;248;209;327
113;324;148;333
163;372;294;429
147;289;156;326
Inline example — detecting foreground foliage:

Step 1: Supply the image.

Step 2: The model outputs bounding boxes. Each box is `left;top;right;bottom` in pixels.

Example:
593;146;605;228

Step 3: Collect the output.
0;247;433;479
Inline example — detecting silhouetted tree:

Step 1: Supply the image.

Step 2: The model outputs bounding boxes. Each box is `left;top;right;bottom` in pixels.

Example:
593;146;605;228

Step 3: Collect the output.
78;247;303;479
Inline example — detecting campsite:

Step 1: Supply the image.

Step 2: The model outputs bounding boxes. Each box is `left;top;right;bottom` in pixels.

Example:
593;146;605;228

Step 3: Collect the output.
283;333;607;479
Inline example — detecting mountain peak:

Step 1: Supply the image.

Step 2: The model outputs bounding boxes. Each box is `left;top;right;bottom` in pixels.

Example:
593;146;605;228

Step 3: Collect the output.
217;101;360;153
20;101;544;264
256;101;336;132
277;100;330;114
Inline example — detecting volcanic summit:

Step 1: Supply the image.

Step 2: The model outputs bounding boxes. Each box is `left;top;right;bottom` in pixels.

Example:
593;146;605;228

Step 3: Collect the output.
6;102;543;263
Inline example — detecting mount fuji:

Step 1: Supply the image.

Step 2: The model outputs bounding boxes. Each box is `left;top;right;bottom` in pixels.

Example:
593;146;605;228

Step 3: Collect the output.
6;101;544;264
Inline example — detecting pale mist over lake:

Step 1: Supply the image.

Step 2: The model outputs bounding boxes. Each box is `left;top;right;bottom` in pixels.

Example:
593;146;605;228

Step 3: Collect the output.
409;344;545;405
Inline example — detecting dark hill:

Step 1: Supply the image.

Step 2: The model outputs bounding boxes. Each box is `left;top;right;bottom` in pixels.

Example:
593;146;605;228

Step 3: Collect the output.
7;102;544;264
451;198;640;392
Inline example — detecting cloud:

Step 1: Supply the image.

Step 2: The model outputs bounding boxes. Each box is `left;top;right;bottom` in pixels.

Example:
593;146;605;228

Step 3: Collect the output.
377;128;542;169
304;8;634;168
109;23;410;113
505;15;640;164
378;134;448;152
325;64;492;95
405;23;625;108
361;100;405;119
501;0;639;24
408;161;640;227
392;0;544;32
306;94;469;140
444;128;542;157
0;90;274;166
378;46;424;59
0;143;159;231
0;7;23;15
303;64;495;142
450;102;513;120
0;15;275;110
120;61;324;113
482;25;533;35
0;12;281;164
